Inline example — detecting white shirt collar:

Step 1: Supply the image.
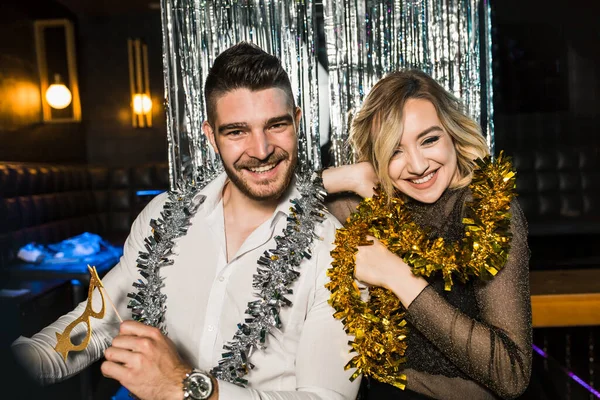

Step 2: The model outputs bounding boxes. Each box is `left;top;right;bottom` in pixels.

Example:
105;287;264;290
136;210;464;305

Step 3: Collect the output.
197;171;301;226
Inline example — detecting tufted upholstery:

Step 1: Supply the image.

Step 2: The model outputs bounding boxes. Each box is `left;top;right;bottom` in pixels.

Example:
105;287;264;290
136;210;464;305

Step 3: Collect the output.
513;147;600;235
0;162;169;269
510;147;600;269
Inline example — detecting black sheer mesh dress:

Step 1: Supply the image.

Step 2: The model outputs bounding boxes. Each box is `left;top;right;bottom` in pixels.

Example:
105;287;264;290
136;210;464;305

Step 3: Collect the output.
326;187;532;400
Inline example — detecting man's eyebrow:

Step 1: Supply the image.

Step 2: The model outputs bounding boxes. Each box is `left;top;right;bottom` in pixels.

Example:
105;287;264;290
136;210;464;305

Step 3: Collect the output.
265;115;294;126
217;115;294;134
218;122;249;134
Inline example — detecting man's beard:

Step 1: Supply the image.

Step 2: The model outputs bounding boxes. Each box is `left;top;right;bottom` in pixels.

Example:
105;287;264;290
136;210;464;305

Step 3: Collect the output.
222;149;297;202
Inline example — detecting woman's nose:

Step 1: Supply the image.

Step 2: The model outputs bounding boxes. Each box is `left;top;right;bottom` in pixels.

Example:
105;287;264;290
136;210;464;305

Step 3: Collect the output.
406;150;428;176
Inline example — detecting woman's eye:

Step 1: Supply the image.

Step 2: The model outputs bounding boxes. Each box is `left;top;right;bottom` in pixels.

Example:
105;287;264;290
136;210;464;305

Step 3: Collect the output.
392;149;403;157
422;136;440;146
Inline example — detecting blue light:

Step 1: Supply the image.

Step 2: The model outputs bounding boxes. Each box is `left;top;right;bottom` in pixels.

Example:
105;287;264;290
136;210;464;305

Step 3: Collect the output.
569;372;600;397
533;344;600;398
136;190;165;196
532;344;547;358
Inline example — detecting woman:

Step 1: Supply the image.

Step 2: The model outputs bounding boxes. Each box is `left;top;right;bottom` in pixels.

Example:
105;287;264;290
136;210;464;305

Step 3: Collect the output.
322;70;531;399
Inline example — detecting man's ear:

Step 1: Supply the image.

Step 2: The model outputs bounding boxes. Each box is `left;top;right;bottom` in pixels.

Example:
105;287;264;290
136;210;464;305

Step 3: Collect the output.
202;121;218;154
294;107;302;131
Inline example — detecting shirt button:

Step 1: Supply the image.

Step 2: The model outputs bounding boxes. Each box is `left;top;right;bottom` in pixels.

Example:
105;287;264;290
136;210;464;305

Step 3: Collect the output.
218;276;225;282
208;325;215;332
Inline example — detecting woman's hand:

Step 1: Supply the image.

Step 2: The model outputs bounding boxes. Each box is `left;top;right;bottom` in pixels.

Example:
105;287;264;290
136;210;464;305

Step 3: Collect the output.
352;162;379;198
355;235;429;307
322;162;378;198
354;235;399;288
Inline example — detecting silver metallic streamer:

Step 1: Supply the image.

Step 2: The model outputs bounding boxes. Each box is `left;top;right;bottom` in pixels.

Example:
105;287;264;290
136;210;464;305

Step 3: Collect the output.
127;170;220;332
127;171;327;387
211;172;327;385
323;0;494;166
161;0;322;190
482;0;495;154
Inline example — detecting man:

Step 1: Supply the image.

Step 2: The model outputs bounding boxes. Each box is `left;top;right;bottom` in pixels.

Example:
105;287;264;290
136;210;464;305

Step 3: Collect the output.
12;42;360;400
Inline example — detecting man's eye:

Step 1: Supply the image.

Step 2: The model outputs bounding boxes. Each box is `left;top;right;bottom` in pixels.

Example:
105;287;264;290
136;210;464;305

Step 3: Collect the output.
270;123;286;130
227;130;243;136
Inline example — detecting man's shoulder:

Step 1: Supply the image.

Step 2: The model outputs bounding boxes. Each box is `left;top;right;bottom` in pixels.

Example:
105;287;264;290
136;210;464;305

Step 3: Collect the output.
311;208;342;250
142;191;171;216
320;209;343;230
127;192;171;235
288;179;344;229
140;183;214;220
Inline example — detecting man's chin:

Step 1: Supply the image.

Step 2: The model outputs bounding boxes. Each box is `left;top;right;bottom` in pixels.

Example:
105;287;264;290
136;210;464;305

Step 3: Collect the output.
224;157;297;202
242;180;289;202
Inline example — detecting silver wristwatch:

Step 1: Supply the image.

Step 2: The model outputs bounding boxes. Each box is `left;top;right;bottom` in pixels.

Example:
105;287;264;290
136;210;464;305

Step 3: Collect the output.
182;369;214;399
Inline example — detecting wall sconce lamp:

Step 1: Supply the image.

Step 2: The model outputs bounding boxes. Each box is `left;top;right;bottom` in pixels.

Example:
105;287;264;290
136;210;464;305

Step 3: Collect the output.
35;19;81;122
45;74;72;109
128;38;152;128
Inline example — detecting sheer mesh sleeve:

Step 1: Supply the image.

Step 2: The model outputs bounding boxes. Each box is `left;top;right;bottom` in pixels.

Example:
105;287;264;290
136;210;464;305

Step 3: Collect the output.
403;200;532;399
324;193;362;224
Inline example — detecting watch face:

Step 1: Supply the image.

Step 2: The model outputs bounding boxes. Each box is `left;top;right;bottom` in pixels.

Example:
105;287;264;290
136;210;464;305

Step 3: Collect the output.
186;372;212;399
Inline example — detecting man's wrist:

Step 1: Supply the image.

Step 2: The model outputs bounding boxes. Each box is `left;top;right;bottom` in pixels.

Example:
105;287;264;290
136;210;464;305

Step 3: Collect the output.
208;375;218;400
168;365;189;400
181;368;216;400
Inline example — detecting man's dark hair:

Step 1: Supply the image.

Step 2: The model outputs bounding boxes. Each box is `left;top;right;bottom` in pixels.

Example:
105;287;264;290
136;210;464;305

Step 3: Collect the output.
204;42;295;125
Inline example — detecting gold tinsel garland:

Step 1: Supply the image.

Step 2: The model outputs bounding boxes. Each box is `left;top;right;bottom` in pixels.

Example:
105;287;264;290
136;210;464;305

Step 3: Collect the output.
326;153;516;389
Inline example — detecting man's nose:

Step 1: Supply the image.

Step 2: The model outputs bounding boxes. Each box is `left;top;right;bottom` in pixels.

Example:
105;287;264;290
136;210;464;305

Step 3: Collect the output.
247;131;274;160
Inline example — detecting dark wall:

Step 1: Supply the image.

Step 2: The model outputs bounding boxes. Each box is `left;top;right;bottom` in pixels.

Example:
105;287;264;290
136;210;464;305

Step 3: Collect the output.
0;0;167;166
3;0;598;165
492;0;600;153
78;12;167;166
0;0;86;163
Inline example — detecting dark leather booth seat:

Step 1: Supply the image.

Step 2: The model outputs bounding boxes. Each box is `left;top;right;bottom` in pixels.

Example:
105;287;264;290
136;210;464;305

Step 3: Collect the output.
0;162;169;270
512;148;600;269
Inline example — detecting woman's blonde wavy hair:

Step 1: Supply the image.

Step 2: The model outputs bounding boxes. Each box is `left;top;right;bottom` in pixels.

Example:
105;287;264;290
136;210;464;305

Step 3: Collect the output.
350;69;490;200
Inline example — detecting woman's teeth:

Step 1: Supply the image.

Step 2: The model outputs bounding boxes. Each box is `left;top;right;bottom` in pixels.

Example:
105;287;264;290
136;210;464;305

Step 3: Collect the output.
249;163;277;173
411;171;435;184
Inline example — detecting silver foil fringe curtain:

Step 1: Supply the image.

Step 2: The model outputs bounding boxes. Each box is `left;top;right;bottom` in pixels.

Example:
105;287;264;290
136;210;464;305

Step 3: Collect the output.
161;0;494;189
161;0;320;188
324;0;494;166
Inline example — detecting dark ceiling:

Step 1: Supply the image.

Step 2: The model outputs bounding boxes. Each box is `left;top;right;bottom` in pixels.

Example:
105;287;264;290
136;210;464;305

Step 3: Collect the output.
55;0;160;16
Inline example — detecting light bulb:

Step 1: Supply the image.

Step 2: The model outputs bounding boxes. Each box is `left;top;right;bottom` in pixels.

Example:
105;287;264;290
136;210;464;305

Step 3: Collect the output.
133;94;152;115
46;83;72;109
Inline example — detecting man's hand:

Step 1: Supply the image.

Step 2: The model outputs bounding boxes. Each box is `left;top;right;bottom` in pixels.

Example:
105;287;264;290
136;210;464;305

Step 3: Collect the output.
102;320;190;400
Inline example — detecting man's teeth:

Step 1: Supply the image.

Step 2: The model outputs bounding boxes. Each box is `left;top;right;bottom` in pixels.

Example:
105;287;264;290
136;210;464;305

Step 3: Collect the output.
411;171;435;184
249;163;277;173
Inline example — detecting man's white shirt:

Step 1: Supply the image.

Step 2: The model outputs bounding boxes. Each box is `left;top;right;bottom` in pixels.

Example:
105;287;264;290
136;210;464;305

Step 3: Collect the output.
12;172;360;400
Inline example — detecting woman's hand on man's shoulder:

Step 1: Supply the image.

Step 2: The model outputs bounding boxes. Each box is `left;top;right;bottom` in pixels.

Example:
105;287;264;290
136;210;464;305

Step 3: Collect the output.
322;162;378;198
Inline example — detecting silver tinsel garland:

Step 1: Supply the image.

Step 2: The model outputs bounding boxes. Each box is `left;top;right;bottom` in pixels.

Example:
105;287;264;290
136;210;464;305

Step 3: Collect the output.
211;173;327;385
127;169;221;332
128;172;327;386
